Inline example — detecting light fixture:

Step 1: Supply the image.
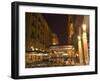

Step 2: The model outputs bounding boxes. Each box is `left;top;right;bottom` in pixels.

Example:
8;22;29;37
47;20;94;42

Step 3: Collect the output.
31;46;34;51
82;23;87;32
77;35;81;40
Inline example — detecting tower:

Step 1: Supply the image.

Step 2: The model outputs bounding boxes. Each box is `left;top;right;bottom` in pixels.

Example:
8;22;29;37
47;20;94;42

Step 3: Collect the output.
67;16;74;45
52;33;59;45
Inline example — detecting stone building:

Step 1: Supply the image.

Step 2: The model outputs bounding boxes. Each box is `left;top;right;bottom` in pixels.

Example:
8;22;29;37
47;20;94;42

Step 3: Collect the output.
25;13;52;52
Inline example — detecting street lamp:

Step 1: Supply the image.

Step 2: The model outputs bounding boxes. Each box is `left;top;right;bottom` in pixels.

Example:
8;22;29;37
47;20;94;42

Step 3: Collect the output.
82;23;89;65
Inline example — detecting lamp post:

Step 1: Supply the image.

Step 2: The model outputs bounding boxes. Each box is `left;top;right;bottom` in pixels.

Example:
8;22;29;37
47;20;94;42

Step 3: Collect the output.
78;36;83;64
82;24;89;64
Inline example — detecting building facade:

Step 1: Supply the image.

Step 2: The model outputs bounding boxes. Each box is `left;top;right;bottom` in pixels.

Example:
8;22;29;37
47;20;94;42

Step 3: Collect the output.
25;13;52;52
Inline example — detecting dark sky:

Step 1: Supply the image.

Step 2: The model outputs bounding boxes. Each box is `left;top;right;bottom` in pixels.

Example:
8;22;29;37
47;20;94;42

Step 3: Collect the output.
42;13;67;45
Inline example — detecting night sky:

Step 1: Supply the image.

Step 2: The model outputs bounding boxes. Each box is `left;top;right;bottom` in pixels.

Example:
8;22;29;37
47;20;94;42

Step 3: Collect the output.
42;13;67;45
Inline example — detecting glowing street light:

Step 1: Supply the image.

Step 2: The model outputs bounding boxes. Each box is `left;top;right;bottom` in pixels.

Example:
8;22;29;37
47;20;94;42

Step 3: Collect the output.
82;23;87;32
77;35;83;64
31;46;34;51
